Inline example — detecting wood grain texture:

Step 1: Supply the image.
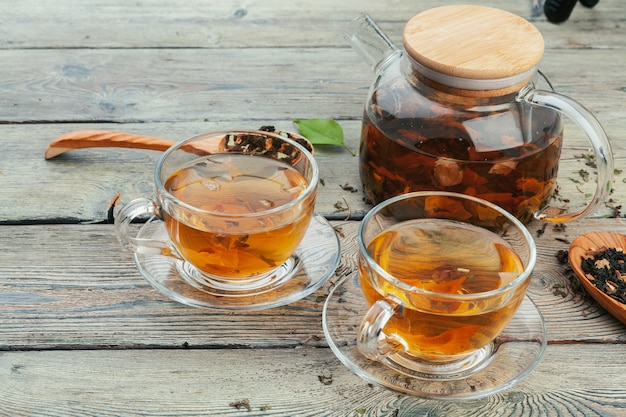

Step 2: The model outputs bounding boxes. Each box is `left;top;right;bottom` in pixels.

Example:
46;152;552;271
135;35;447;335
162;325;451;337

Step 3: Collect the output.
0;47;624;125
0;0;535;49
0;48;369;123
403;5;544;79
0;0;623;50
1;345;625;417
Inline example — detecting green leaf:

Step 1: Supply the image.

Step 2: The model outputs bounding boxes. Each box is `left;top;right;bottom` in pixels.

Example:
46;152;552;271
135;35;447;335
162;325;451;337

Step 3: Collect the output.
294;118;355;155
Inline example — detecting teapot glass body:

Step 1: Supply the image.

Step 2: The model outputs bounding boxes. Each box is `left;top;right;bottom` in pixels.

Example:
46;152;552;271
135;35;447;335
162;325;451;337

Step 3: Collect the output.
360;53;563;224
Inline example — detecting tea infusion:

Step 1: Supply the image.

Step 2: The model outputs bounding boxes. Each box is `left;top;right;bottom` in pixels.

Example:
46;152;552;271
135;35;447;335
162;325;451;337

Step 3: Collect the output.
360;219;528;358
164;153;312;278
360;67;563;224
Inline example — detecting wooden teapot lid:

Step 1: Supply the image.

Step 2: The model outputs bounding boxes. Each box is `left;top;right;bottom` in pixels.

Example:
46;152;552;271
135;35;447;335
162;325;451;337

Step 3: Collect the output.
403;5;544;81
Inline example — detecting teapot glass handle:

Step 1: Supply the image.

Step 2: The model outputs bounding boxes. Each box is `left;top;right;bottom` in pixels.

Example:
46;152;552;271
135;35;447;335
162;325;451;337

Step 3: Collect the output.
519;89;614;223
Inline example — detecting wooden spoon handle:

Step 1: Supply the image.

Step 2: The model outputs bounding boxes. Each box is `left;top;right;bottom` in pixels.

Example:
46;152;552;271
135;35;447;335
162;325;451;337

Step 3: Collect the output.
45;130;177;159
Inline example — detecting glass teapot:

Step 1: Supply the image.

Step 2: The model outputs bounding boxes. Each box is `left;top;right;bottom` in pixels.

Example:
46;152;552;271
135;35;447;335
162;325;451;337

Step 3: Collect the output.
345;5;613;224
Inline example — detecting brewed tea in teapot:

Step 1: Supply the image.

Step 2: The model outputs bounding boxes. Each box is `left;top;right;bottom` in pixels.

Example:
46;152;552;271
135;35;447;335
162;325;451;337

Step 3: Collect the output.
346;5;613;223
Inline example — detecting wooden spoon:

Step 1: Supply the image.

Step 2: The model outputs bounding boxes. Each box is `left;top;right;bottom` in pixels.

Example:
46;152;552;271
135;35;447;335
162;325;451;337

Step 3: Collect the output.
44;130;176;159
569;231;626;326
44;128;313;160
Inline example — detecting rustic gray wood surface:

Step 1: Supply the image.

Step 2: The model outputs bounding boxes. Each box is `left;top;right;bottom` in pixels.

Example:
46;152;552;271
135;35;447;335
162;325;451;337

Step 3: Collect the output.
1;0;625;415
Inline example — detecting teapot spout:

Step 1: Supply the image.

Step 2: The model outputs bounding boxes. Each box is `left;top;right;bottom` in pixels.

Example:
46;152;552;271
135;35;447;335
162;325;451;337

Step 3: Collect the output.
344;14;399;72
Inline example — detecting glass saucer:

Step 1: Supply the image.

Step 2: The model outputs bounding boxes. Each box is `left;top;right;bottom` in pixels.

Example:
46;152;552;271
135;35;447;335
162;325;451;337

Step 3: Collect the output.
322;272;547;400
133;213;340;310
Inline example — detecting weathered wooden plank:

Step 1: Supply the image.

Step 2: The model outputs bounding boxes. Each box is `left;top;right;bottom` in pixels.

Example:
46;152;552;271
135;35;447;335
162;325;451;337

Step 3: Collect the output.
1;344;625;416
0;0;623;49
0;1;533;49
0;47;624;124
0;48;369;123
0;220;625;351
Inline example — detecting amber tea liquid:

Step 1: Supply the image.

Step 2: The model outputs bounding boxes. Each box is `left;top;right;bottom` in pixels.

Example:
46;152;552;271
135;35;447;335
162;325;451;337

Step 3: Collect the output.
163;153;313;278
360;219;528;359
360;81;563;224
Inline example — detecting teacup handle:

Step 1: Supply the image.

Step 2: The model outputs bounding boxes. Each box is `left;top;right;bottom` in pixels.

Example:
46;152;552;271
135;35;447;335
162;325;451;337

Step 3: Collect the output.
114;197;182;258
357;297;408;360
519;88;614;223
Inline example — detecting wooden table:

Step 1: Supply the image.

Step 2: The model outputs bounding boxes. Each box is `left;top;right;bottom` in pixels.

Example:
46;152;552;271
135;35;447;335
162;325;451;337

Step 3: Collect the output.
1;0;625;415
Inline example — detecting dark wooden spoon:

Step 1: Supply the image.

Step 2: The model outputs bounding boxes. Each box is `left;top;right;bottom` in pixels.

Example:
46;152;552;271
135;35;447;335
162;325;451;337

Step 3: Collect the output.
569;231;626;326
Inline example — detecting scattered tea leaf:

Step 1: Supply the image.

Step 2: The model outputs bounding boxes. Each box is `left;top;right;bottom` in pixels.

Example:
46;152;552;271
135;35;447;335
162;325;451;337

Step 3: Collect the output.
315;294;327;303
294;119;355;155
578;153;597;168
578;169;590;182
229;399;251;411
301;334;322;345
318;374;333;385
340;182;359;193
107;192;122;223
552;283;567;297
536;223;548;238
333;226;345;238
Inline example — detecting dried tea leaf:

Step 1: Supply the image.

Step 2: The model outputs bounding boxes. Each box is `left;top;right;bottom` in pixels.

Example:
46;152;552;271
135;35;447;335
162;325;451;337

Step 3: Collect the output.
229;399;251;411
318;374;333;385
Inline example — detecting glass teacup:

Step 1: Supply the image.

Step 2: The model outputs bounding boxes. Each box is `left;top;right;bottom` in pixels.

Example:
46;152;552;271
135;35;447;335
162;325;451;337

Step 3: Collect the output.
357;191;536;377
115;130;318;292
